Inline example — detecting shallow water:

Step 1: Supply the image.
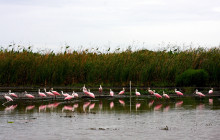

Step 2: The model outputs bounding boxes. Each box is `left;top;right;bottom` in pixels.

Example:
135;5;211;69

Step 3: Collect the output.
0;97;220;140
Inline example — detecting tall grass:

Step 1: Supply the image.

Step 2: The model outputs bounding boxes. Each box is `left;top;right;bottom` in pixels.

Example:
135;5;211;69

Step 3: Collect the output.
0;45;219;87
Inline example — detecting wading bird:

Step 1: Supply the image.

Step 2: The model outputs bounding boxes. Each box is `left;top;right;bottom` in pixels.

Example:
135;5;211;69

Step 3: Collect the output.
61;91;70;97
73;91;78;98
64;93;74;100
110;89;114;96
135;89;141;96
25;91;35;99
119;88;125;95
8;90;18;98
153;90;162;98
3;94;13;105
175;89;184;96
99;85;102;94
195;89;205;97
38;89;47;98
163;91;170;99
208;88;213;94
88;89;95;98
50;88;61;98
44;88;54;96
147;88;154;95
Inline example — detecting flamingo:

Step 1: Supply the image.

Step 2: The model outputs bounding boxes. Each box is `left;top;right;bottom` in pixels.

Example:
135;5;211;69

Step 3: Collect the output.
38;89;47;98
135;89;141;96
88;89;95;98
163;91;170;99
62;106;74;112
110;89;114;96
50;88;61;98
175;101;183;108
175;89;184;96
153;90;162;98
25;91;35;98
147;88;154;95
82;84;87;92
44;88;54;96
99;85;102;93
136;103;141;110
154;104;163;111
61;91;70;97
119;88;125;95
119;99;125;106
89;103;95;111
72;91;78;98
8;90;18;98
83;102;90;112
208;88;213;94
195;89;205;97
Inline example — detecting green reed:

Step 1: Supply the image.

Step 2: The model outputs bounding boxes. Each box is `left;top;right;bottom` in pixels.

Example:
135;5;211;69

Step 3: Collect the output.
0;45;219;87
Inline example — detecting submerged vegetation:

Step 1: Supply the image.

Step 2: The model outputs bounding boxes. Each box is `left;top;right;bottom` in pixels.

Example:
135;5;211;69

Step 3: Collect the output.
0;45;220;87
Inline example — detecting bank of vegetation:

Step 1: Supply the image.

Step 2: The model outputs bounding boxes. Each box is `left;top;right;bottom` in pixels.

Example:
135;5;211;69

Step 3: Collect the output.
0;45;219;87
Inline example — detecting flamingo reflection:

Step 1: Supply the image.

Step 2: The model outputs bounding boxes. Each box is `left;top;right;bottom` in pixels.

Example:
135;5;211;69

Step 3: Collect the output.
83;102;91;112
5;104;17;112
74;103;79;109
39;105;47;112
62;105;74;112
26;105;35;111
163;105;170;112
196;104;205;110
89;103;95;111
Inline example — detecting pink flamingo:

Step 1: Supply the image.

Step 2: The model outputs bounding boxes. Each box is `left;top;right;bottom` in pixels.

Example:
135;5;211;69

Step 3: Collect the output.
89;103;95;111
175;89;184;96
50;88;61;98
208;88;213;94
83;102;91;112
5;104;17;112
39;105;47;112
99;85;102;94
163;91;170;99
135;89;141;96
26;105;35;111
62;106;74;112
147;88;154;95
110;89;114;96
119;88;125;95
110;101;114;109
61;91;70;97
38;89;47;98
195;89;205;97
25;91;35;98
88;89;95;98
44;88;54;96
8;90;18;98
153;90;162;98
3;94;13;105
72;91;78;98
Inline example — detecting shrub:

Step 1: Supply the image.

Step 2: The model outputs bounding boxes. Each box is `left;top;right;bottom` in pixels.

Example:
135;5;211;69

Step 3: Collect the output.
175;69;209;87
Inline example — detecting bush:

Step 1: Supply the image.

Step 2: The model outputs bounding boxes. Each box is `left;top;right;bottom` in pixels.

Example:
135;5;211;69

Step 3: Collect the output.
175;69;209;87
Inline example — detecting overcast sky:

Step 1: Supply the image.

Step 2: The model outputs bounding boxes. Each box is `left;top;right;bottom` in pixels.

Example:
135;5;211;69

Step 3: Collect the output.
0;0;220;52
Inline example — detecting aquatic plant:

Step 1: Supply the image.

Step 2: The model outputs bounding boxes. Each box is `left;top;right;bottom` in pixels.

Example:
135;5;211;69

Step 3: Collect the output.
0;45;219;87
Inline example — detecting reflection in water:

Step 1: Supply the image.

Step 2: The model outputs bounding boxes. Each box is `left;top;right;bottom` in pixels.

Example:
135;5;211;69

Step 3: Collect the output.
26;105;35;111
135;103;141;110
89;103;95;111
119;100;125;106
99;101;103;110
175;101;183;108
74;103;78;109
62;105;74;112
148;100;154;107
5;104;17;112
209;99;213;105
83;102;90;112
110;101;114;109
196;104;205;110
164;105;170;112
154;104;162;111
39;105;47;112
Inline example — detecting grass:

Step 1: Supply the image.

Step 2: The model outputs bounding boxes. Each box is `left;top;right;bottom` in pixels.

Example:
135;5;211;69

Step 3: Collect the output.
0;45;220;87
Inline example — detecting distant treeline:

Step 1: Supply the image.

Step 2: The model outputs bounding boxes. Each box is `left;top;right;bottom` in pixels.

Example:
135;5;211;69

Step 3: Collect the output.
0;46;219;87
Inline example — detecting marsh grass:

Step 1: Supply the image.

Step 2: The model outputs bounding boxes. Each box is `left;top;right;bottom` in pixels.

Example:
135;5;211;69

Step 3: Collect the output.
0;45;219;87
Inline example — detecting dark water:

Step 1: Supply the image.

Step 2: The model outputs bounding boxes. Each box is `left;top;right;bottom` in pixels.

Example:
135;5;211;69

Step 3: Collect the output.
0;97;220;140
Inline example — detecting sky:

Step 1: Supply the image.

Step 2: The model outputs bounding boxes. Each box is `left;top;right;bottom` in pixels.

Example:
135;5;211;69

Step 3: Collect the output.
0;0;220;52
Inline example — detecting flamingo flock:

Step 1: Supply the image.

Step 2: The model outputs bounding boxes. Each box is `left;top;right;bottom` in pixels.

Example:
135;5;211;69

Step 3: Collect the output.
1;86;215;105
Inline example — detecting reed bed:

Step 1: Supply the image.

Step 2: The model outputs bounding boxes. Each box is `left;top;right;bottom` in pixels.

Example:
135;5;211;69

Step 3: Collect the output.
0;46;219;87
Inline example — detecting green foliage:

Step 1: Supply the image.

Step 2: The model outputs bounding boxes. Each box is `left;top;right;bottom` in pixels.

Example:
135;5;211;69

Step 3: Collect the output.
175;69;209;86
0;46;219;86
